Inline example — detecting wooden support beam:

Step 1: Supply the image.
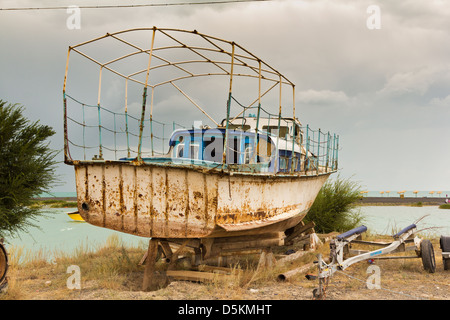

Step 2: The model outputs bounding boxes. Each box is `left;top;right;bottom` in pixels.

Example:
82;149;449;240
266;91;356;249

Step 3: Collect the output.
159;240;173;261
285;221;315;245
193;265;233;274
166;270;232;282
277;262;315;282
256;248;275;270
205;232;285;259
276;249;312;266
168;239;190;270
142;238;160;291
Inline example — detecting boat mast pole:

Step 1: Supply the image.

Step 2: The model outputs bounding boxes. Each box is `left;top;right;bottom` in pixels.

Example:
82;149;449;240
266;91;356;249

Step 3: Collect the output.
63;47;71;164
150;86;155;156
125;78;131;158
223;42;235;167
290;84;295;172
253;60;262;164
97;66;103;160
138;27;156;161
275;75;282;172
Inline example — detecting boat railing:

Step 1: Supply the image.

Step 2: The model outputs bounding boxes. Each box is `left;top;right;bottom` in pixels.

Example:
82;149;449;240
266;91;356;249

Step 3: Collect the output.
64;93;185;161
64;91;338;176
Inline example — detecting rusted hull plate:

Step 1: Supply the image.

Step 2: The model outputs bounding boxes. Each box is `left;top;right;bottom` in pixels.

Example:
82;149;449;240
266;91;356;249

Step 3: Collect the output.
74;163;330;238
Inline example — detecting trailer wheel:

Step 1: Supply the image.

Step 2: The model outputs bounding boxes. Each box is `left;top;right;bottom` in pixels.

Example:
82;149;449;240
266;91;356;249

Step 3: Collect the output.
420;240;436;273
440;236;450;270
0;242;8;291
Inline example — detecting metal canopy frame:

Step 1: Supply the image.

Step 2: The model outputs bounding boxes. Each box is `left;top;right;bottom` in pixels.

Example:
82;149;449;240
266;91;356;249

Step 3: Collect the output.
63;27;297;164
63;27;338;176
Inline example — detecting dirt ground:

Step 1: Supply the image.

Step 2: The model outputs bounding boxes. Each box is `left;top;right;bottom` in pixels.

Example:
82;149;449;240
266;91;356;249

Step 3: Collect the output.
3;239;449;302
77;260;450;301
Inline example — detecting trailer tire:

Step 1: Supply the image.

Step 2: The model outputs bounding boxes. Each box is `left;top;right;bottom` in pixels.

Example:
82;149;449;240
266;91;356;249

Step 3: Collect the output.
0;242;8;291
420;240;436;273
440;236;450;270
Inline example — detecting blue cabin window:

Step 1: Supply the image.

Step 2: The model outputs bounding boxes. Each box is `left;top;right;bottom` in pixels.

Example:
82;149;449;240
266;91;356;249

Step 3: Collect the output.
279;157;288;171
175;144;184;158
190;143;199;159
169;129;276;167
277;151;301;172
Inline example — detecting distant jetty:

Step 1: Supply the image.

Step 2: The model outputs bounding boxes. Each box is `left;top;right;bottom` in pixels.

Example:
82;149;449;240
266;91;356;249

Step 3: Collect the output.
359;196;446;206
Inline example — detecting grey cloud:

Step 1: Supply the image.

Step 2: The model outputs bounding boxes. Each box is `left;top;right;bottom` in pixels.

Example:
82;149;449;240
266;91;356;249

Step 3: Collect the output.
1;0;450;191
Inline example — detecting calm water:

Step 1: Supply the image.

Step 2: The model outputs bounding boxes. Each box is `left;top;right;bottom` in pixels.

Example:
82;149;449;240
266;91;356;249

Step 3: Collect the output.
357;205;450;236
4;205;450;259
6;208;146;260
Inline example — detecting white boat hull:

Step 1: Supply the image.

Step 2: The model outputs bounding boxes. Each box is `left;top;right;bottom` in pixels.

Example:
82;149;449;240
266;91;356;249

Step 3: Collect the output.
74;162;330;239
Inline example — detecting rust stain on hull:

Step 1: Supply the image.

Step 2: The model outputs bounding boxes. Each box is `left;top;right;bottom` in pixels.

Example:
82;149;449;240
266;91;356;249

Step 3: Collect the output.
75;162;330;239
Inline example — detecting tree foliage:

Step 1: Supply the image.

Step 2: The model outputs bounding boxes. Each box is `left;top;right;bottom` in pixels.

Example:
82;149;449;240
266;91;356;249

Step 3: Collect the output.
0;100;57;239
305;175;364;234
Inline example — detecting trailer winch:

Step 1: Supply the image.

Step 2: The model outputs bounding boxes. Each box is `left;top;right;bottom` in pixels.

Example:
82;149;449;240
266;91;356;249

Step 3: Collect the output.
313;222;436;299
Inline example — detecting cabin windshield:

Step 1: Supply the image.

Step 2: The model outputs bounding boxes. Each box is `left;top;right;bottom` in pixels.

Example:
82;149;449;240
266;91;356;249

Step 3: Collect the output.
262;125;289;138
170;129;274;166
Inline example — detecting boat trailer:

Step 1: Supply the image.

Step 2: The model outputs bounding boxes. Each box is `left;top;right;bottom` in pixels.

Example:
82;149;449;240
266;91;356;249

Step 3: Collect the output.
313;223;436;299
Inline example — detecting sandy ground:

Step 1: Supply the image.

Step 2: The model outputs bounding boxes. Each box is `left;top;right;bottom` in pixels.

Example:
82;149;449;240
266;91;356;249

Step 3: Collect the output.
7;197;450;305
5;242;448;302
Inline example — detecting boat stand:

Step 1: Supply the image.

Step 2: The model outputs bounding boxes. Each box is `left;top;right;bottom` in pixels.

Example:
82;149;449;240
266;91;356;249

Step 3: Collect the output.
141;221;318;291
312;223;436;299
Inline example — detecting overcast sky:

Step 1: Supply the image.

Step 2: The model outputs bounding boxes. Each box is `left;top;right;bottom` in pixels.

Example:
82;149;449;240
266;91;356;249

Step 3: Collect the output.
1;0;450;193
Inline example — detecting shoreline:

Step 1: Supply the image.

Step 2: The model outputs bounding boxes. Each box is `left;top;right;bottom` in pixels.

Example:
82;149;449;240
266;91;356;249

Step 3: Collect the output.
358;196;446;206
36;196;448;206
35;197;77;201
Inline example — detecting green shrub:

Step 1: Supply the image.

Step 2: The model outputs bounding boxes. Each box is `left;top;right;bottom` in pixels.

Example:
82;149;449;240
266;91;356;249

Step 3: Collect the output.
305;175;364;233
0;101;57;239
439;203;450;209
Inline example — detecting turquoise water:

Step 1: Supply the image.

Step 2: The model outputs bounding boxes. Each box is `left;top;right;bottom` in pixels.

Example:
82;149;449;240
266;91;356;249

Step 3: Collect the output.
41;191;450;199
5;208;147;260
357;205;450;236
38;192;77;198
4;205;450;261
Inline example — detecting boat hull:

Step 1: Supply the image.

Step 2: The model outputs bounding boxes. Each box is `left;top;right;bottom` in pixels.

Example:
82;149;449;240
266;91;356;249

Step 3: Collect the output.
74;162;330;239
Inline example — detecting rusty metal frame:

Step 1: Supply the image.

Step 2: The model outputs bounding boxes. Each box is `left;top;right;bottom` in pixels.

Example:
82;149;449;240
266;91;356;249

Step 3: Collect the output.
63;27;295;164
63;27;339;183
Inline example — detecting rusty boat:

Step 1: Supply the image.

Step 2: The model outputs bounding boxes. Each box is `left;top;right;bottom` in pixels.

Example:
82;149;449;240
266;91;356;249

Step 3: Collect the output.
63;28;339;261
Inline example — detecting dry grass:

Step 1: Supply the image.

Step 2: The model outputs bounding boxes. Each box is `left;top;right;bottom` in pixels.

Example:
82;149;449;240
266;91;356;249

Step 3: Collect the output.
29;199;78;209
1;233;449;300
1;234;148;300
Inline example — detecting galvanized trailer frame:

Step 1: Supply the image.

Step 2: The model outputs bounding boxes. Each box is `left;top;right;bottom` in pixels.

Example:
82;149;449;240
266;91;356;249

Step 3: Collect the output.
313;223;436;299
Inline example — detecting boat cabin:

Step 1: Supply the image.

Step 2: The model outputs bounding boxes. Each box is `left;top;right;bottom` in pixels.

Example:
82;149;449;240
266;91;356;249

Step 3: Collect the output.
167;127;304;173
